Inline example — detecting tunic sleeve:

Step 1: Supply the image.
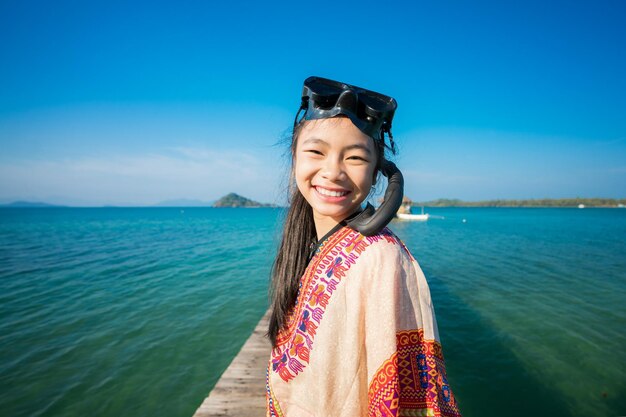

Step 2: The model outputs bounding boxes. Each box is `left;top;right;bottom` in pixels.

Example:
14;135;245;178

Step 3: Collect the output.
359;231;463;417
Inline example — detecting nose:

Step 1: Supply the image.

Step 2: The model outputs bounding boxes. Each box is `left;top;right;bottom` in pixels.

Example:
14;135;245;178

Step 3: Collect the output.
320;156;346;181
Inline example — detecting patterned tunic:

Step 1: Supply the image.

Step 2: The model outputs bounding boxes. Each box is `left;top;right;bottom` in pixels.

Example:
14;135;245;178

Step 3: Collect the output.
266;225;462;417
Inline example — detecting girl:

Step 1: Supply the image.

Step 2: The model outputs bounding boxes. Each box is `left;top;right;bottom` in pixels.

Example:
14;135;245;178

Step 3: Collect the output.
266;76;462;417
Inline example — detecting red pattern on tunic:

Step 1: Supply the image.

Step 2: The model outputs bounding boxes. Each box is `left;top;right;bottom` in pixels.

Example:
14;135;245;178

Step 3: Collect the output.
368;329;463;417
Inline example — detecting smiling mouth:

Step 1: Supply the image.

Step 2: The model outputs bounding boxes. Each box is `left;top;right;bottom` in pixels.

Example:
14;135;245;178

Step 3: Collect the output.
314;186;350;198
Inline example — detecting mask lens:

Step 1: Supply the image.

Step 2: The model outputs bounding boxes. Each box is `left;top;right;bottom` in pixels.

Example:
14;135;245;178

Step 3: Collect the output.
307;78;345;109
358;90;394;111
310;91;340;109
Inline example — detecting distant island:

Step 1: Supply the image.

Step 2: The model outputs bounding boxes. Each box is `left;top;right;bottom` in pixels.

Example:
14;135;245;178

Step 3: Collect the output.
411;198;626;208
212;193;276;208
0;201;64;208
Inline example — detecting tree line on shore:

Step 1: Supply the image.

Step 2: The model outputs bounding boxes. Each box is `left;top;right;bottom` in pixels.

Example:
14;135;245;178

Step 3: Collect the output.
411;198;626;207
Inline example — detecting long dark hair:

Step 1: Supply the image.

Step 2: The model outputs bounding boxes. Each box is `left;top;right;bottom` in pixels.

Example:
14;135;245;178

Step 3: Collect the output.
267;116;392;348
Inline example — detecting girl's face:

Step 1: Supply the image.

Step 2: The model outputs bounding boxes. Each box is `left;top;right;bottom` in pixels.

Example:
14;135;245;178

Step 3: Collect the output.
294;117;378;236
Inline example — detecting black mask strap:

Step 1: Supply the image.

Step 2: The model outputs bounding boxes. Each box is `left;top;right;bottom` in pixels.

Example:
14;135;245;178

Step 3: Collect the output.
293;98;308;129
381;123;396;154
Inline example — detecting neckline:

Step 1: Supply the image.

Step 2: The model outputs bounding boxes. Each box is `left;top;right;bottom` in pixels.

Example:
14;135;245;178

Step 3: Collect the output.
308;207;364;259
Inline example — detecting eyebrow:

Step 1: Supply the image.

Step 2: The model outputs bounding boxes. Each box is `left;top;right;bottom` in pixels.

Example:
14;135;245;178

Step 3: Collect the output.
302;137;372;154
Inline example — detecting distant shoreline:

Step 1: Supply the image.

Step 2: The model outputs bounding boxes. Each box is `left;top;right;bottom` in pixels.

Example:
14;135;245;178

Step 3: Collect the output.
1;197;625;209
410;198;626;208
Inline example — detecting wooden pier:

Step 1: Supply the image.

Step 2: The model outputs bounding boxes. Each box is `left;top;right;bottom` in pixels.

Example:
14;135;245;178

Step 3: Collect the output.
193;310;271;417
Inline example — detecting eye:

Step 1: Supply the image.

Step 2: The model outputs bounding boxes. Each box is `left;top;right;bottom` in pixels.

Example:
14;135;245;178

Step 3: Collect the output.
347;155;369;162
304;149;324;156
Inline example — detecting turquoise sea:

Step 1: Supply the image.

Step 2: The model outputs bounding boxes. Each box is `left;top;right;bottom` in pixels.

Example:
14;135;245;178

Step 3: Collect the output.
0;207;624;417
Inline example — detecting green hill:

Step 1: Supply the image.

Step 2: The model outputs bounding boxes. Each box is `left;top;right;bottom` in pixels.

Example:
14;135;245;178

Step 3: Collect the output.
212;193;273;207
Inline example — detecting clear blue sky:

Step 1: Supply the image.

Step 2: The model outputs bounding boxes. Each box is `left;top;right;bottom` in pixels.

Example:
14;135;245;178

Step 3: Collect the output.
1;0;624;206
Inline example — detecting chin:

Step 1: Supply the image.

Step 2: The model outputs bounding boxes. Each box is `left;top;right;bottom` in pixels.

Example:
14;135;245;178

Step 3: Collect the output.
313;204;359;220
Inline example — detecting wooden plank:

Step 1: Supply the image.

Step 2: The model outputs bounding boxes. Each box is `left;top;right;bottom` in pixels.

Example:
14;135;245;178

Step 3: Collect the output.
193;310;271;417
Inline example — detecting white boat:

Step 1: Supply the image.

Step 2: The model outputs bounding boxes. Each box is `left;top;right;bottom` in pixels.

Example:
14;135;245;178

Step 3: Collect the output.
396;205;429;221
397;212;429;221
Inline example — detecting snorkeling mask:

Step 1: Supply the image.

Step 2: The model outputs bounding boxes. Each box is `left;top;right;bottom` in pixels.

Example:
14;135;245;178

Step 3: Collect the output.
293;76;404;237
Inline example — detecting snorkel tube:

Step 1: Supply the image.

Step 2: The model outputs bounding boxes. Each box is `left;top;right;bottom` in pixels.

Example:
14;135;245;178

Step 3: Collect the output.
295;76;405;237
345;160;404;236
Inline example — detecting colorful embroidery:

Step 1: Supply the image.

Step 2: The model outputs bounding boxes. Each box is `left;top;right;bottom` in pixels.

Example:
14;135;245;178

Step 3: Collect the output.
368;329;462;417
368;352;400;417
266;363;285;417
271;227;402;382
275;227;352;347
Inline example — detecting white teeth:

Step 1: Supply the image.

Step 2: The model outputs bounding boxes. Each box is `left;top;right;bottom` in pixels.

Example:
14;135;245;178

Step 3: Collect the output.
316;187;348;197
